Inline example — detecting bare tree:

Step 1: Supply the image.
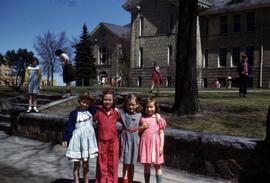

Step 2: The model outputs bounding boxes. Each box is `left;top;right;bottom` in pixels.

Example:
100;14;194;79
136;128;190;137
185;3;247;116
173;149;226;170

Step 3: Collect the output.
34;31;70;86
173;0;201;115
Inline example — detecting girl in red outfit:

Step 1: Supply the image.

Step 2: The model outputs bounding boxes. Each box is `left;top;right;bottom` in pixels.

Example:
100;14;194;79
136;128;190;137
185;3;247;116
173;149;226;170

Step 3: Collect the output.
94;89;120;183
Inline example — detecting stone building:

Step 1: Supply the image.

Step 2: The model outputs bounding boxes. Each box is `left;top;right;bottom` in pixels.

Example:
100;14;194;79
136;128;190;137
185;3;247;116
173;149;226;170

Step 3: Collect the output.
90;22;130;86
200;0;270;88
123;0;270;88
122;0;211;87
0;64;12;86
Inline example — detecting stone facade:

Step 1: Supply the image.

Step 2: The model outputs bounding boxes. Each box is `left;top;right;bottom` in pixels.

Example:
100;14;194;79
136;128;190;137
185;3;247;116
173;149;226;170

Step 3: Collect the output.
124;0;179;87
123;0;210;87
90;22;130;86
200;0;270;88
123;0;270;88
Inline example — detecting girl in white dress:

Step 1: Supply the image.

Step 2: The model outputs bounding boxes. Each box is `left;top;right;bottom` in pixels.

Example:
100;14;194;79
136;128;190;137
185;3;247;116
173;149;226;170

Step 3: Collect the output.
63;92;98;183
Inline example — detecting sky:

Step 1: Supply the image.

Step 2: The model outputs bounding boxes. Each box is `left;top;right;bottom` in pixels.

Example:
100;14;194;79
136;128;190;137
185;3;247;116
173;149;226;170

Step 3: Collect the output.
0;0;130;85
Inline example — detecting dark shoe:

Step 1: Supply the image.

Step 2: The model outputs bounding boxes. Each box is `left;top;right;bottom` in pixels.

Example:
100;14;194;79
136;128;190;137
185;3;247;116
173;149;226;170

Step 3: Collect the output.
243;95;247;98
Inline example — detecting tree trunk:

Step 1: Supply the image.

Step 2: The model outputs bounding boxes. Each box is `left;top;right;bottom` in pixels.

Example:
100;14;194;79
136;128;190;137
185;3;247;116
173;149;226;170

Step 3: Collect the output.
173;0;201;115
47;65;50;86
50;64;54;86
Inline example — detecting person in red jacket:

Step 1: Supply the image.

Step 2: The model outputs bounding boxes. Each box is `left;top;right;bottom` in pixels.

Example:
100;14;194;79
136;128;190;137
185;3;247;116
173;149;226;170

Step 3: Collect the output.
150;62;162;94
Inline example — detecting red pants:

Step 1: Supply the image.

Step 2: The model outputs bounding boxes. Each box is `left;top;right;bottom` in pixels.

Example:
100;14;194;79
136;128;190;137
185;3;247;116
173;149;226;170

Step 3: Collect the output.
95;138;119;183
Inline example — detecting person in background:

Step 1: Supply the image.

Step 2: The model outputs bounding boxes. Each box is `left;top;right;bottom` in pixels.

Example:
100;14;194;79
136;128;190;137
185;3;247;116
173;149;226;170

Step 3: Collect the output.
150;62;162;94
237;53;252;97
24;57;42;112
55;49;75;97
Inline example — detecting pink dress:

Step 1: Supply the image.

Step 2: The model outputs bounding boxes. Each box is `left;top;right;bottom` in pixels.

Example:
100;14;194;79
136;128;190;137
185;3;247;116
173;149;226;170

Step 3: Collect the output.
138;115;166;164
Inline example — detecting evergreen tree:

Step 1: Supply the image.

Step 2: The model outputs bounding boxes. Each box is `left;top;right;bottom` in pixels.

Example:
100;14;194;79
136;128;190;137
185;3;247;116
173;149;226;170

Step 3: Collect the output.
74;24;96;86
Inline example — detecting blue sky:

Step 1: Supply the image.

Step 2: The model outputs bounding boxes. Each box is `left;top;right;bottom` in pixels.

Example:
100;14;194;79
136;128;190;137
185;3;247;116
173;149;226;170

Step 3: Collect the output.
0;0;130;85
0;0;130;54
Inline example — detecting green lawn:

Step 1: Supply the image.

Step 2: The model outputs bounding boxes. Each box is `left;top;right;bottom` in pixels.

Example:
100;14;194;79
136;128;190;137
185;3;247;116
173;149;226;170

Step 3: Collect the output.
2;85;269;140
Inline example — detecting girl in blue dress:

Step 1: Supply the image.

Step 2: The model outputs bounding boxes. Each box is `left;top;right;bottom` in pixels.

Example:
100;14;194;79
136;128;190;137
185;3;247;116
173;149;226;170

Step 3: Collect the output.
63;92;98;183
24;57;42;112
119;94;142;183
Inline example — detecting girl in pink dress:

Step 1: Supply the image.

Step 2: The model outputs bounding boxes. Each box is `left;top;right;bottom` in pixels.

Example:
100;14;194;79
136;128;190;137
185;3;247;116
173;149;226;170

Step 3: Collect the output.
138;97;166;183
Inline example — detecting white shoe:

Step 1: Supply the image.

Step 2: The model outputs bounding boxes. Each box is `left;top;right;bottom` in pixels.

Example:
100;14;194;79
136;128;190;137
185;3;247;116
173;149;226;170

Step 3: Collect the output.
26;107;32;113
33;107;39;113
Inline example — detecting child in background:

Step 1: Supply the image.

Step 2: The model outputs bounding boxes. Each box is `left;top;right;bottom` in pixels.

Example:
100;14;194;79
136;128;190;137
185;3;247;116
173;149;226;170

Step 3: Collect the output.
24;57;42;112
94;88;120;183
62;92;98;183
119;94;142;183
138;97;166;183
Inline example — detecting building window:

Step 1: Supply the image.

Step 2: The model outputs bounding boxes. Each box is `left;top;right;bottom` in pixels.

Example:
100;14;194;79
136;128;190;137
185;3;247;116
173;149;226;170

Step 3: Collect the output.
220;16;228;34
138;48;143;67
139;16;144;36
205;17;209;35
204;49;208;68
246;46;254;66
246;12;255;32
137;77;142;87
219;48;227;67
232;47;240;66
168;13;174;33
203;78;208;88
247;13;255;32
99;47;109;65
166;76;172;87
233;14;241;33
167;45;172;66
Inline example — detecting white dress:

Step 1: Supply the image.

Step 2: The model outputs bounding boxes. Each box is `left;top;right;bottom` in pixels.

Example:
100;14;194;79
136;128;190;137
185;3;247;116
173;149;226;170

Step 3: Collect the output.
66;110;98;161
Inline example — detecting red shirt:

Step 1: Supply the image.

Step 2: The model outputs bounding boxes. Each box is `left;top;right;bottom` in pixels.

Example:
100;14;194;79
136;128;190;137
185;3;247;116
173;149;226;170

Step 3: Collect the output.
94;108;120;140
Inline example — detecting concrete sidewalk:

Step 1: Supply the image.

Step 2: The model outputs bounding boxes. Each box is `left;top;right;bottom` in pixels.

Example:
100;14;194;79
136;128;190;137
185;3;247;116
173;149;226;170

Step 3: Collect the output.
0;131;229;183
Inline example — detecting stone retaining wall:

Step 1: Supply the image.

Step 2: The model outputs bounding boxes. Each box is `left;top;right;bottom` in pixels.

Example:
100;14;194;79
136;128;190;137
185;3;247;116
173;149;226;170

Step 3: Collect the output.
9;108;270;182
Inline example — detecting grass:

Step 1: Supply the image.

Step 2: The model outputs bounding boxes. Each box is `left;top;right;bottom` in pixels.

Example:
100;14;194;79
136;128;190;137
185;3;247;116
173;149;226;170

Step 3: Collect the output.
1;85;269;140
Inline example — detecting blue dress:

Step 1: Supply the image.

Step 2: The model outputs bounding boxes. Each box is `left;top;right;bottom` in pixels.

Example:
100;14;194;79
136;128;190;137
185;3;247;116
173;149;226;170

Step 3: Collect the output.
120;109;141;164
25;65;41;94
65;109;98;161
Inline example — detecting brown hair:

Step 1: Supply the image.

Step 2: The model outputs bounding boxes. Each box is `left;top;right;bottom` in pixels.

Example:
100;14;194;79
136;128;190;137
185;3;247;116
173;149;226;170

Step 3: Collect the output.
123;94;142;112
101;88;117;107
143;97;159;114
78;92;93;105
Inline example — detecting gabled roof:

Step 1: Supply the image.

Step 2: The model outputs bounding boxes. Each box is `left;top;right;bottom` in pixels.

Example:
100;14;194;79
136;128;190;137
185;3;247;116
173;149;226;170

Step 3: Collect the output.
90;22;130;38
122;0;212;11
201;0;270;15
122;0;142;11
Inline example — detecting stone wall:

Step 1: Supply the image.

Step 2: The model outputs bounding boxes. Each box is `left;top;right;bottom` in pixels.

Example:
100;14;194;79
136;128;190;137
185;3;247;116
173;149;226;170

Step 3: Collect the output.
9;107;270;182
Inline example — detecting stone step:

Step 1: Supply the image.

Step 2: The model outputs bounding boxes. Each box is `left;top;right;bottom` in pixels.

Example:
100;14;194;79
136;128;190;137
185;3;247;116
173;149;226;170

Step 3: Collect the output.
37;93;63;100
13;103;42;108
0;121;10;133
15;98;55;105
0;114;10;122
